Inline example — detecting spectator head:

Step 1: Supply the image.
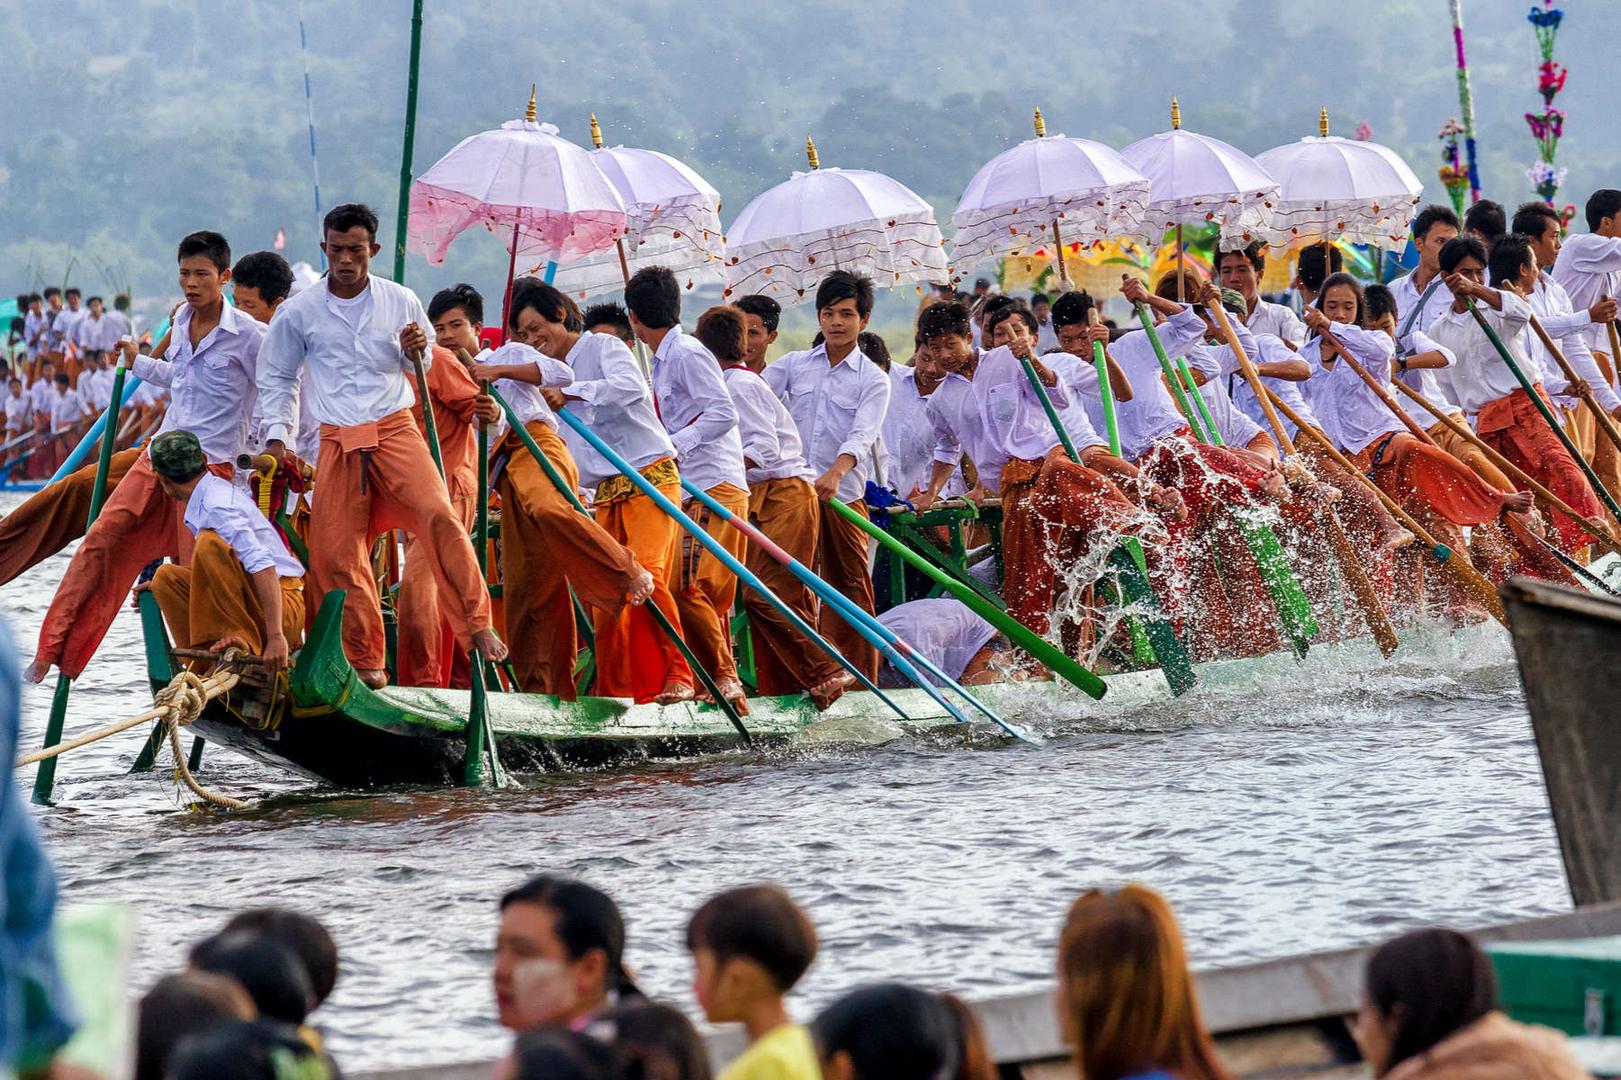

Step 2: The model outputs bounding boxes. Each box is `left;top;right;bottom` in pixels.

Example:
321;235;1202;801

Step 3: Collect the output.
115;292;131;313
858;330;891;371
624;266;682;334
941;993;997;1080
1512;201;1564;268
812;983;958;1080
53;372;69;389
1464;199;1507;251
87;296;105;315
508;278;585;359
65;287;81;305
188;932;316;1026
44;287;62;306
429;283;486;356
1586;189;1621;236
1357;928;1497;1077
231;252;295;324
593;1000;712;1080
972;277;991;295
496;875;637;1031
1056;885;1230;1080
693;305;748;366
1412;205;1462;273
1030;291;1051;320
583;301;635;347
167;1019;333;1080
137;972;255;1080
221;908;340;1008
505;1027;620;1080
687;884;817;1023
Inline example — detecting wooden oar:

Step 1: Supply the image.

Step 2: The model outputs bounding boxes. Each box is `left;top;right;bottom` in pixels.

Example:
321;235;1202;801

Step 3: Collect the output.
1528;313;1621;459
1205;304;1399;657
478;384;756;743
408;345;445;480
1260;386;1507;624
1466;298;1621;523
1386;376;1621;556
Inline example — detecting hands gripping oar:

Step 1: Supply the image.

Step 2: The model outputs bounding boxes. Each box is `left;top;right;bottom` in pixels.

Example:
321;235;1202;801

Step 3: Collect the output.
1526;312;1621;463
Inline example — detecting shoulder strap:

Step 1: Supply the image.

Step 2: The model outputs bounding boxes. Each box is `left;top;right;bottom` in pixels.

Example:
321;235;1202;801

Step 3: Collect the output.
1398;278;1445;344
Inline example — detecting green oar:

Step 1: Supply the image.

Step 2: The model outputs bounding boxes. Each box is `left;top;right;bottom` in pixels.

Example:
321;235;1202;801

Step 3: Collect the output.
1014;355;1195;696
463;389;506;787
827;497;1107;700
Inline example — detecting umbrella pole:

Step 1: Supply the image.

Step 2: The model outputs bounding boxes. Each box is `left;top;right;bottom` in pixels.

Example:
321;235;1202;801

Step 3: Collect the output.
615;239;654;382
1051;220;1071;287
500;223;521;333
1175;224;1185;303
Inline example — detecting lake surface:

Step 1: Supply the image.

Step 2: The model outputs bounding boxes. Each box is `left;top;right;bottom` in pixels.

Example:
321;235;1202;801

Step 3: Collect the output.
0;490;1570;1070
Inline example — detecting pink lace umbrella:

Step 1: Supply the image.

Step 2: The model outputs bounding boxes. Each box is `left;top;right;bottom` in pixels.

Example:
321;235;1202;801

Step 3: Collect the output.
407;91;627;311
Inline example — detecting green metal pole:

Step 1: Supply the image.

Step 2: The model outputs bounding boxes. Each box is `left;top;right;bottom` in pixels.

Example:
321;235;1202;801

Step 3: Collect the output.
34;358;130;803
1091;337;1121;455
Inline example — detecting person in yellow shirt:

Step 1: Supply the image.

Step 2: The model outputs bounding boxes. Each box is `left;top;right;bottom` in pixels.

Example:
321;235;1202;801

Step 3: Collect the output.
687;884;819;1080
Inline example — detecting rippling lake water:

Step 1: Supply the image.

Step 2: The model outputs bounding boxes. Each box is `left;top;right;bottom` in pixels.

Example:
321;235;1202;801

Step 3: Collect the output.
0;490;1571;1070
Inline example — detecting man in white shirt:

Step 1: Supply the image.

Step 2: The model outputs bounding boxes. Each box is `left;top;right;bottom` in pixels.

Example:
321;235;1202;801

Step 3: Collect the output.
48;289;84;382
1426;235;1606;554
733;295;780;376
626;266;751;711
763;271;890;682
3;377;25;445
1031;292;1060;354
73;296;118;362
22;294;47;367
144;430;304;672
1216;243;1307;346
460;285;649;699
257;203;505;688
881;336;961;502
695;304;848;708
26;232;263;685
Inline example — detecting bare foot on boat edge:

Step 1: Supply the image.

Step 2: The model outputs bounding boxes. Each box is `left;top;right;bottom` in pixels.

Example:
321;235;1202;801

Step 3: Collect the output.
357;668;389;689
714;677;750;716
808;672;853;710
473;628;508;662
654;680;694;706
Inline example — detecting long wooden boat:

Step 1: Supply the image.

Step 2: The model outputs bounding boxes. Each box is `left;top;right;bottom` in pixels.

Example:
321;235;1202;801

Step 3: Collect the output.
140;586;1495;790
1503;575;1621;908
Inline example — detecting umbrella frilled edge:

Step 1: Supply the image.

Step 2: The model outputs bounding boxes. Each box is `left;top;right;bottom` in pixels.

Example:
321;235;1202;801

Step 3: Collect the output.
1247;195;1424;252
948;180;1153;269
721;213;949;303
407;181;628;267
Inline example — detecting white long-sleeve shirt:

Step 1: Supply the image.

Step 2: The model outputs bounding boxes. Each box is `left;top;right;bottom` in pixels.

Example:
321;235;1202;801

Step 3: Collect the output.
1552;232;1621;353
257;276;434;445
1247;299;1307;347
184;472;303;578
1107;307;1209;460
74;313;121;353
558;331;677;489
883;365;962;497
479;341;575;437
877;598;998;689
722;365;815;485
1205;332;1319;439
4;393;27;431
47;307;83;353
928;372;1005;491
764;343;891;501
1530;271;1621;413
134;301;264;465
974;344;1105;463
1301;322;1405;454
1426;292;1540;415
650;326;746;492
47;386;86;431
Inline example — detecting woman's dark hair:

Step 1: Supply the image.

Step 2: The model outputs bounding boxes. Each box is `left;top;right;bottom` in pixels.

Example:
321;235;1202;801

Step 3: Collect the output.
812;983;957;1080
1365;928;1497;1071
429;283;484;326
597;1000;712;1080
940;993;997;1080
917;301;971;343
858;330;891;370
221;908;340;1007
686;883;817;993
137;973;254;1080
815;270;875;318
985;299;1038;339
231;253;295;305
188;933;314;1025
1488;234;1536;288
323;202;379;240
501;875;639;998
693;305;748;365
625;266;682;330
1314;272;1367;325
167;1019;333;1080
734;294;781;334
1363;284;1398;324
512;1027;621;1080
1438;236;1488;275
1049;290;1096;330
1296;245;1343;293
509;278;584;333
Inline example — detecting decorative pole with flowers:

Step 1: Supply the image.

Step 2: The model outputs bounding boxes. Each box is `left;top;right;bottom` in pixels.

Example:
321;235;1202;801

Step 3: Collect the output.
1447;0;1482;204
1525;2;1575;228
1438;118;1470;216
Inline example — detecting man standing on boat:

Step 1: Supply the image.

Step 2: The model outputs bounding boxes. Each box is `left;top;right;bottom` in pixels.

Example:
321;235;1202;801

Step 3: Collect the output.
624;266;751;714
25;232;260;685
257;203;506;689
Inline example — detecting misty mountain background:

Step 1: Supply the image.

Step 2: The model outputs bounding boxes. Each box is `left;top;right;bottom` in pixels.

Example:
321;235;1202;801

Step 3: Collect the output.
2;0;1612;330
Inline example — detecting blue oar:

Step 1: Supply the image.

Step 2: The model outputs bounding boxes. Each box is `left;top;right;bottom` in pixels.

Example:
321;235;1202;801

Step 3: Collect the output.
49;372;143;483
681;481;1037;744
549;405;917;722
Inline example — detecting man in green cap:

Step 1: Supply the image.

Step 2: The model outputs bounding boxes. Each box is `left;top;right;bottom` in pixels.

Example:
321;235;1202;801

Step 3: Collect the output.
141;430;305;672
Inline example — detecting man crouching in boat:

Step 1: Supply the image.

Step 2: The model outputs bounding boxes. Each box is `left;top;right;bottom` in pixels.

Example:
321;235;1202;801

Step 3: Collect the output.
139;430;304;672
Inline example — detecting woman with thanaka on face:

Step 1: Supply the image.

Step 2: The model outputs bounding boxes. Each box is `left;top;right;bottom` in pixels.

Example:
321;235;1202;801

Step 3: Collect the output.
492;876;640;1035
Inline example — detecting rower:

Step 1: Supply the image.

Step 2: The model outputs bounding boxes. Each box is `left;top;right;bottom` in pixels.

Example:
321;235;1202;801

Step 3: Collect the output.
143;430;305;673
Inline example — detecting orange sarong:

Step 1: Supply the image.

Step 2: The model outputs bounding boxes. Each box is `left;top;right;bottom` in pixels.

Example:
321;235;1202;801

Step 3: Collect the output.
744;477;843;696
150;529;306;653
677;482;750;687
0;446;140;586
1476;386;1604;552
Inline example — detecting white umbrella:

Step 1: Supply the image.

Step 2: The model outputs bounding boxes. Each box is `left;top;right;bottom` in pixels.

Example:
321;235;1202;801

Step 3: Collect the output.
1120;99;1279;250
950;107;1151;281
723;138;948;302
1254;109;1424;251
550;115;727;298
407;91;627;271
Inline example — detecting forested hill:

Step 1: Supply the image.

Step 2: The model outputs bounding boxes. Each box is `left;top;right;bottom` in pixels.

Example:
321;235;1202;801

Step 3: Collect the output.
2;0;1615;301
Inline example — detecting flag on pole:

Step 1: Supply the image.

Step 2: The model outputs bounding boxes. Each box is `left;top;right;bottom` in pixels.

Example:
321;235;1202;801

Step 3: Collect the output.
274;229;287;251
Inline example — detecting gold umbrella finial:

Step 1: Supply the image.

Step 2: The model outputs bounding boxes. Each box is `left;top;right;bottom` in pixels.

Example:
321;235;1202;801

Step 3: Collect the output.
1170;96;1181;130
806;136;820;169
1033;106;1047;138
589;113;603;149
525;84;537;123
1319;106;1330;138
